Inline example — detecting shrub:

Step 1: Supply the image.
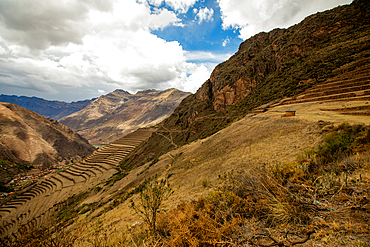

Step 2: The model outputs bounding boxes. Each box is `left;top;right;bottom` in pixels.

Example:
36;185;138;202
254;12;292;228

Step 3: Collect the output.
316;132;354;163
130;178;174;235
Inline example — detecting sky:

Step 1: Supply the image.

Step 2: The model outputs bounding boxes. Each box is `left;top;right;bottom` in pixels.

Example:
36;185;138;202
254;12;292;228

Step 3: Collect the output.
0;0;352;102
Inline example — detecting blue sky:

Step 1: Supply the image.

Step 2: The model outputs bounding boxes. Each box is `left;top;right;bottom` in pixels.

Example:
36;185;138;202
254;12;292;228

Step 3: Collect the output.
151;0;241;55
0;0;352;102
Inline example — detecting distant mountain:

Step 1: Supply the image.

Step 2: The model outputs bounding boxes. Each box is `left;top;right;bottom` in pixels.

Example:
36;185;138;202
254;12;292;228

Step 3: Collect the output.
0;94;95;120
59;88;191;143
0;102;95;172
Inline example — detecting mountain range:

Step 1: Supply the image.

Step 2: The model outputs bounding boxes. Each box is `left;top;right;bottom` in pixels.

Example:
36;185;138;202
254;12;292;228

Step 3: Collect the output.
59;88;191;143
0;94;95;120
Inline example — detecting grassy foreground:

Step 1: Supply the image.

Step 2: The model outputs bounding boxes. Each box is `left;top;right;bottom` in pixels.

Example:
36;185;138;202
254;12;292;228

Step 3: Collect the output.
2;112;370;246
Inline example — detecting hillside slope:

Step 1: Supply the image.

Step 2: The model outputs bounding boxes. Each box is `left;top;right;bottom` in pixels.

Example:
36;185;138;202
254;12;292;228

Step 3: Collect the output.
122;0;370;168
60;88;191;143
0;128;155;238
0;94;94;120
0;102;95;171
5;97;369;245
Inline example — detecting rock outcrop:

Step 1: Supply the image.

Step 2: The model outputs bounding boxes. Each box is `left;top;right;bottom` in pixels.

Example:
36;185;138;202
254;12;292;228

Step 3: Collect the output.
195;0;370;113
122;0;370;168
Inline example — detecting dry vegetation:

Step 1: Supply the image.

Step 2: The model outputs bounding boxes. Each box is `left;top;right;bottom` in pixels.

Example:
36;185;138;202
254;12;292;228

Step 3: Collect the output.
2;106;370;246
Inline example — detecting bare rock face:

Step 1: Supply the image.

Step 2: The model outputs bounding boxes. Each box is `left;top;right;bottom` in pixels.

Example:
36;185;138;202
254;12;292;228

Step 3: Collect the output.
193;0;370;113
0;102;95;169
60;88;191;143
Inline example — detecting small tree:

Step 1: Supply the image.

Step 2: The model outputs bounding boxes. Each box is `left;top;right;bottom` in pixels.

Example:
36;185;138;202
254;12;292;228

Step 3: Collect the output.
130;178;174;235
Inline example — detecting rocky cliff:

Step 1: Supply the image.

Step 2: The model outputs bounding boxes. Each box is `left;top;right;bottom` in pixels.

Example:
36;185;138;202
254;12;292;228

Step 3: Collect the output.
196;0;369;113
59;88;191;143
0;102;95;169
121;0;370;168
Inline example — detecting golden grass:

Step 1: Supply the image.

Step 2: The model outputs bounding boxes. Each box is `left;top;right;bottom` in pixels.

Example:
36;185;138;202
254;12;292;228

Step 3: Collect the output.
5;99;370;246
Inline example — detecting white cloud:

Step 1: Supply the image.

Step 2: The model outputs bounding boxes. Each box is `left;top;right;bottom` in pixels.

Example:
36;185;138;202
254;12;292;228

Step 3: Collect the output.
195;7;214;24
217;0;352;40
0;0;212;101
222;37;230;47
146;0;197;13
182;64;211;92
185;51;232;63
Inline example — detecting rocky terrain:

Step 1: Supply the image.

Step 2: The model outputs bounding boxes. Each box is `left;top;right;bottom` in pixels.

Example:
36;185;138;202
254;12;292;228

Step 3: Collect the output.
0;94;94;120
0;102;95;186
123;0;370;167
59;88;190;143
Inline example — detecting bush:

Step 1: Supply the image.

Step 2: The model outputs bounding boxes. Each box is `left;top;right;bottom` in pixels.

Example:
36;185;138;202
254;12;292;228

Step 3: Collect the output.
316;132;354;163
130;177;174;235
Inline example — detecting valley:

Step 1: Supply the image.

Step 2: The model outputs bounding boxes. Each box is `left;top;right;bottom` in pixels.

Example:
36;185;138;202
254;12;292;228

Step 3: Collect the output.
0;0;369;246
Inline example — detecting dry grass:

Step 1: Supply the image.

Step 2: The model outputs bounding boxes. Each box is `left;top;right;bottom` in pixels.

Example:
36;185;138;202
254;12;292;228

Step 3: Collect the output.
4;100;370;246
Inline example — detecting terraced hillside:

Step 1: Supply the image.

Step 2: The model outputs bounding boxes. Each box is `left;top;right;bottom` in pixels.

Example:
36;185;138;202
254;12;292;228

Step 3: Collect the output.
277;59;370;107
0;128;155;237
247;58;370;116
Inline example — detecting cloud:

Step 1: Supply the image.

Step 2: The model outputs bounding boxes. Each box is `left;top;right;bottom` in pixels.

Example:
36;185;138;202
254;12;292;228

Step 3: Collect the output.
182;64;211;92
222;37;230;47
0;0;97;50
194;7;214;24
217;0;352;40
146;0;197;13
0;0;215;102
185;51;232;63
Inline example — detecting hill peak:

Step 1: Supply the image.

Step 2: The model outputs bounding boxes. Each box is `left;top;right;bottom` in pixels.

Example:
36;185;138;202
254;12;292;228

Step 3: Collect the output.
60;88;191;143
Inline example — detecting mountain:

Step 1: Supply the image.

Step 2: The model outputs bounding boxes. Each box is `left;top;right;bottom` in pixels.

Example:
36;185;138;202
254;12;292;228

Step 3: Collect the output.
0;102;95;171
122;0;370;168
0;94;95;120
59;88;191;143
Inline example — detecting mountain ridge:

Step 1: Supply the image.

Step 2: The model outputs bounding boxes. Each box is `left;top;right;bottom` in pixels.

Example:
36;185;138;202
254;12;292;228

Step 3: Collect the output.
0;94;95;120
60;88;191;143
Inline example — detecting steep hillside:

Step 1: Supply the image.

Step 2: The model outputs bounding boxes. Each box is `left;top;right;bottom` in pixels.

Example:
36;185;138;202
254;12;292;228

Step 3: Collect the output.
3;98;370;245
122;0;370;168
60;88;191;143
0;94;94;120
0;102;95;172
0;128;155;238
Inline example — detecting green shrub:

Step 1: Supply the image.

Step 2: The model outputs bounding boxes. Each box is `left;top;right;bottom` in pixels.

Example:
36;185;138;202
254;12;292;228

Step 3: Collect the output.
317;132;355;163
130;178;174;235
